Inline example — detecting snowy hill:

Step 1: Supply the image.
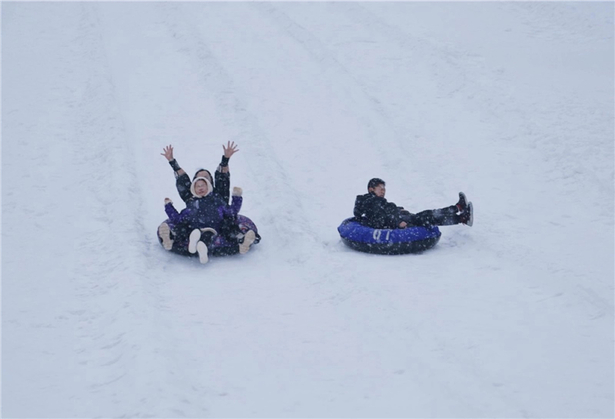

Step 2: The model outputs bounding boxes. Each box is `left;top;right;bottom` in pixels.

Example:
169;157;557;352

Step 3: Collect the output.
2;2;613;417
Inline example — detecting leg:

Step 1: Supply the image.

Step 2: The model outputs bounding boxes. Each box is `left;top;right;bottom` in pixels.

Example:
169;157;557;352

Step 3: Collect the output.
218;215;260;255
167;224;196;256
188;228;214;264
401;206;460;227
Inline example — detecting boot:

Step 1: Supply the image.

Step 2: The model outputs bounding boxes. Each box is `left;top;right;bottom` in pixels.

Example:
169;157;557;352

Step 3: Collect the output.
239;230;256;254
158;222;174;250
188;229;201;254
456;192;468;212
459;202;473;227
196;241;209;264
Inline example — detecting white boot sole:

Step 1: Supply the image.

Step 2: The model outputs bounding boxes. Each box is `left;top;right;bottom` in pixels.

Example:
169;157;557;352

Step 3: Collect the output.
466;202;474;227
239;230;256;255
188;229;201;254
196;241;209;264
158;222;173;250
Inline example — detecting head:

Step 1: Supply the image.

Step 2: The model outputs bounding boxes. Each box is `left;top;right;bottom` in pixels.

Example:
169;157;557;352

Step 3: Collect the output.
193;169;214;186
367;178;386;198
190;177;213;198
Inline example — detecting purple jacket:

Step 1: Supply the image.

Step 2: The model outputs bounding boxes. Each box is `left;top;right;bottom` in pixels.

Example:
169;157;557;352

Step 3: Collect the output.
165;194;242;232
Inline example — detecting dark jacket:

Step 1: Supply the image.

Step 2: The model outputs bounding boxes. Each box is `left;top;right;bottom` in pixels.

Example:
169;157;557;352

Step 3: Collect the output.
353;192;402;229
176;170;230;204
167;192;242;235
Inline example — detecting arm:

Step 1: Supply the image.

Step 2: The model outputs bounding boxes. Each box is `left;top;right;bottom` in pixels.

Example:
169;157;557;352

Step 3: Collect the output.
218;141;239;174
214;141;238;203
164;199;181;224
162;144;192;202
165;198;195;227
230;187;243;216
382;200;403;229
365;197;401;229
176;173;193;203
161;145;186;178
353;195;366;219
214;170;230;204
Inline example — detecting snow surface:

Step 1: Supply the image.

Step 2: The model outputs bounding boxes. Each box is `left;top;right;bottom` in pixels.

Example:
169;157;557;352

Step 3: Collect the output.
2;2;613;418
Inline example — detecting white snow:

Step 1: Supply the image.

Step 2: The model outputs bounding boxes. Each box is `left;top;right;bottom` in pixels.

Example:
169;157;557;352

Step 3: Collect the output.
2;2;613;418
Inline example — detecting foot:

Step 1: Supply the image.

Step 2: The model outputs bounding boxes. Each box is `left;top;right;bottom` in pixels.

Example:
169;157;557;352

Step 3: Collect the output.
158;222;174;250
196;241;209;264
239;230;256;254
188;229;201;254
456;192;468;212
459;202;473;227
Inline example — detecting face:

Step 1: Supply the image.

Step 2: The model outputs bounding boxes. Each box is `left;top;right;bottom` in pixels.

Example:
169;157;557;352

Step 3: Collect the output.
370;184;386;198
196;170;213;184
194;179;210;197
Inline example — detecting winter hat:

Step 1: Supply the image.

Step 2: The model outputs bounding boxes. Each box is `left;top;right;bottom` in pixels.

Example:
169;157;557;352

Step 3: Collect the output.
190;176;213;198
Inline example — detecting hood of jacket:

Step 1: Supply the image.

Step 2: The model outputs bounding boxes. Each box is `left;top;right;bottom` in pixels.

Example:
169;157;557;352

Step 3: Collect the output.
190;176;213;198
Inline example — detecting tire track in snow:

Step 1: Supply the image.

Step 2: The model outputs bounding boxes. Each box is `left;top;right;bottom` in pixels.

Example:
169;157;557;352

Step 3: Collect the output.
333;4;614;414
157;3;324;262
149;5;498;416
246;4;567;416
3;3;177;416
175;4;534;415
251;3;428;184
47;4;202;417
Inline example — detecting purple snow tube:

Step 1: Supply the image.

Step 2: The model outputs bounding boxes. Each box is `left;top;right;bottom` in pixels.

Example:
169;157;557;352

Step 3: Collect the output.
157;214;260;257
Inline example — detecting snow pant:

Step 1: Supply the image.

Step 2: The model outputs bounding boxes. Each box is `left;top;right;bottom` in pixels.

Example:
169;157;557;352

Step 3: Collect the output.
399;205;460;227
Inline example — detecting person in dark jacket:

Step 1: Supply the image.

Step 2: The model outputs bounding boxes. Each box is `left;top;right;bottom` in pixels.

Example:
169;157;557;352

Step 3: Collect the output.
354;178;473;229
163;177;256;264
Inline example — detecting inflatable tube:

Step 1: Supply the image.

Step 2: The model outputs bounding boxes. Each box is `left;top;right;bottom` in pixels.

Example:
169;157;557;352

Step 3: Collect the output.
337;218;441;255
157;214;260;257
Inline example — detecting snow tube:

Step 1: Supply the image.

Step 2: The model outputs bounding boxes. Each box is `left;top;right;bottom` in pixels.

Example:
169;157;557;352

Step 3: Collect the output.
157;214;260;257
337;218;441;255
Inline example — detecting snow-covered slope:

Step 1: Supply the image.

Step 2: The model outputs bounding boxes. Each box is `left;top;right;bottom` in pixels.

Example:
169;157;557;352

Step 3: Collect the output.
2;2;613;417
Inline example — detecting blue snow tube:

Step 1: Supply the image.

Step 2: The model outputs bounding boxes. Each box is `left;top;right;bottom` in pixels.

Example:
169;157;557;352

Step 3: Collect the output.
337;218;441;255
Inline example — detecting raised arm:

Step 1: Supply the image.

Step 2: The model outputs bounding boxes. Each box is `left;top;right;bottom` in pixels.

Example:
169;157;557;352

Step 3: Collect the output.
219;141;239;174
161;145;192;202
214;141;239;203
161;145;186;177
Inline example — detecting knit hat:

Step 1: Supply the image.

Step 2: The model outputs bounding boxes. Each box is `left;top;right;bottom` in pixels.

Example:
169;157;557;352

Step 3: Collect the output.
190;176;213;198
